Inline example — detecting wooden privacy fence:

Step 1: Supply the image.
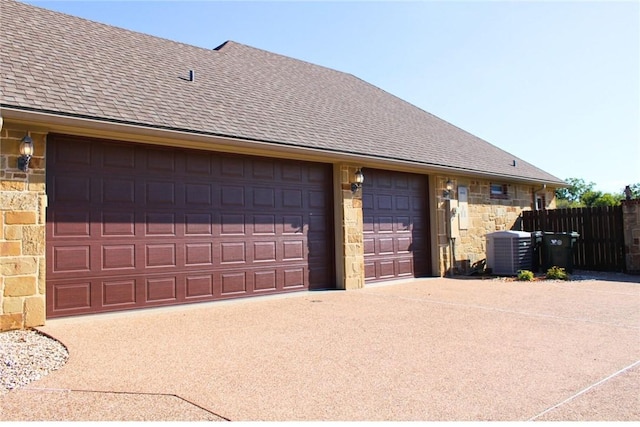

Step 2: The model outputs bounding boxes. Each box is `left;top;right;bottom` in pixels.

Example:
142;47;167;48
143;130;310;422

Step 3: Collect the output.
521;206;625;272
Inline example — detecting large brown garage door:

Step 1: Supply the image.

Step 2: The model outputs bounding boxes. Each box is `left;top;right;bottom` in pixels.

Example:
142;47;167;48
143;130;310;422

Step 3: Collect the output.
46;135;333;318
363;169;431;282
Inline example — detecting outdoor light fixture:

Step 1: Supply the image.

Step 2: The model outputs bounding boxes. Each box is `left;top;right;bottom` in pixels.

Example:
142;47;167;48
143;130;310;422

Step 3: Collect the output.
351;168;364;193
443;179;454;199
18;135;34;172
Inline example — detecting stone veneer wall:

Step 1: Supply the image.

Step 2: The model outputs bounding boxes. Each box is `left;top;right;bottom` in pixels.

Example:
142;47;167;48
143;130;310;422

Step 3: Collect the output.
622;199;640;273
436;176;556;275
0;123;47;331
339;165;365;290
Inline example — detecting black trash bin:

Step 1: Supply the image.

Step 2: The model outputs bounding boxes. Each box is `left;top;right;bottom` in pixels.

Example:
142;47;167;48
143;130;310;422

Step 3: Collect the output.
541;232;579;273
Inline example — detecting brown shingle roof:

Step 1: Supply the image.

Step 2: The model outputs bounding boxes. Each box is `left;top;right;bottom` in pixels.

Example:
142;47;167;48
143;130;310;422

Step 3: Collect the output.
1;0;564;184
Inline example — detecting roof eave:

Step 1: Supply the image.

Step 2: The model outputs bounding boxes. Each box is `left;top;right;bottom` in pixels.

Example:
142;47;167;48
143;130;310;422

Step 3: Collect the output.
0;105;567;188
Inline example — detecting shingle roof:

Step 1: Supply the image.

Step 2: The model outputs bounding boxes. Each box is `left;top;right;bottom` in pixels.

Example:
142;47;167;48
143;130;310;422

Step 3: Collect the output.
1;0;564;184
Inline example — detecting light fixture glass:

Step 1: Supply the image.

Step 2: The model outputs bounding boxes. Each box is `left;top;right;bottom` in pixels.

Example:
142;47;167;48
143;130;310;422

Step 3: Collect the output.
19;135;34;156
443;178;454;199
18;135;34;172
351;168;365;193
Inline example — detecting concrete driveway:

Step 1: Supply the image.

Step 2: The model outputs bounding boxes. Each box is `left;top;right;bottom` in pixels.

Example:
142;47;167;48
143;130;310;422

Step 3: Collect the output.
1;275;639;421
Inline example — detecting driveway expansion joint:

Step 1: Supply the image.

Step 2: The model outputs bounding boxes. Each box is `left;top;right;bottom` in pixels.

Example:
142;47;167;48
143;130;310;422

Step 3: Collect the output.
21;387;232;421
528;359;640;421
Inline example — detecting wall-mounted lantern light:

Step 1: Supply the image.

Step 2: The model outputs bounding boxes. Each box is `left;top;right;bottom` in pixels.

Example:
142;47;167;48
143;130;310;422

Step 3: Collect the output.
351;168;364;193
18;135;34;172
443;179;454;199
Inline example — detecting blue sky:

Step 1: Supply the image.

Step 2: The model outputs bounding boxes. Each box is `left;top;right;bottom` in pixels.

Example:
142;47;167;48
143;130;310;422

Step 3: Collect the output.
21;0;640;194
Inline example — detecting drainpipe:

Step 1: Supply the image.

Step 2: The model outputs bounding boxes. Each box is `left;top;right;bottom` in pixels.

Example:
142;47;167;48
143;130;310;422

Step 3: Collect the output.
445;198;455;277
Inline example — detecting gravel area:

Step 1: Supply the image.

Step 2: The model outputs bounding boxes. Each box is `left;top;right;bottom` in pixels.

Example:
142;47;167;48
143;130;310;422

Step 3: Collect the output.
0;329;68;394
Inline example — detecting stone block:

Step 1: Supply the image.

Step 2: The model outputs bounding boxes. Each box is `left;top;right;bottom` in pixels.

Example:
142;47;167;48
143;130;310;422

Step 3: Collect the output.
0;180;26;191
22;225;45;255
2;296;24;314
0;191;38;210
4;225;23;240
0;313;23;332
5;210;37;224
0;139;20;154
28;175;46;193
0;241;21;256
0;256;38;276
24;296;45;327
4;276;37;297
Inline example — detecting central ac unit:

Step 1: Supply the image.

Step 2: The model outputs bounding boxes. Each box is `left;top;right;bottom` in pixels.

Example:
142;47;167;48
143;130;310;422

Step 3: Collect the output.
486;230;534;275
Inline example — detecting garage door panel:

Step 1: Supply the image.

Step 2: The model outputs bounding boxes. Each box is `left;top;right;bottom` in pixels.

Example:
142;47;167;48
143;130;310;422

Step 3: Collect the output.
185;214;213;235
52;245;91;273
397;259;414;276
102;279;137;307
378;216;394;232
221;185;245;207
185;243;214;266
254;271;277;291
253;215;276;234
146;276;178;302
364;262;376;280
364;169;431;282
362;194;374;210
395;195;410;210
186;183;213;206
221;272;247;295
396;216;411;232
185;274;214;298
185;153;212;174
253;160;275;179
102;178;135;204
283;268;305;288
253;187;276;208
283;215;304;234
220;214;246;235
52;211;90;237
283;189;303;208
101;212;135;236
103;143;136;169
378;261;395;279
145;181;176;205
47;135;333;317
377;195;393;210
53;176;91;202
54;138;91;167
146;148;177;172
102;244;136;270
254;241;277;262
50;281;92;312
145;213;176;236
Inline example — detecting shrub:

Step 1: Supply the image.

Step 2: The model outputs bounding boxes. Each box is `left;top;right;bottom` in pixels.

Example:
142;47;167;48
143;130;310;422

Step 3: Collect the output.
546;266;569;280
516;270;535;281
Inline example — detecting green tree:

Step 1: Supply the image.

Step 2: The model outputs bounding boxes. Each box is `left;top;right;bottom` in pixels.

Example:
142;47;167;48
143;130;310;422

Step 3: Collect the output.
556;178;596;207
590;192;622;207
556;178;628;207
580;190;602;207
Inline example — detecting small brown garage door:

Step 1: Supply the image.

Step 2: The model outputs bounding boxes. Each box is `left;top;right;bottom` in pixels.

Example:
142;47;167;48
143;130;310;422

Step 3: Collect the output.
363;168;431;282
46;135;333;318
